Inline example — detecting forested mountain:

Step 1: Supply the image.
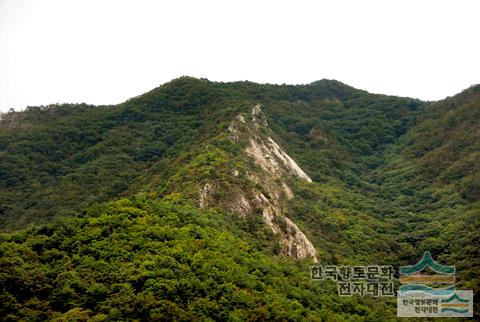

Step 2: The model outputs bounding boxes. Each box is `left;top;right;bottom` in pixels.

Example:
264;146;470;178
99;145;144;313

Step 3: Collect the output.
0;77;478;320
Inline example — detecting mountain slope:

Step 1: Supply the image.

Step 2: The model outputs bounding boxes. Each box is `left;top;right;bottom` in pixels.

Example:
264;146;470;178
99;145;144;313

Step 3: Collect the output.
0;77;479;319
0;77;424;230
0;78;243;229
0;197;395;321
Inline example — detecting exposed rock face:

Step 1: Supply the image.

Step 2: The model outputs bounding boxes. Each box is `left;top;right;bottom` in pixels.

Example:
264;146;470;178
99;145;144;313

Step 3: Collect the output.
246;137;312;182
227;104;318;262
199;183;215;208
230;193;252;215
0;111;20;129
251;103;268;127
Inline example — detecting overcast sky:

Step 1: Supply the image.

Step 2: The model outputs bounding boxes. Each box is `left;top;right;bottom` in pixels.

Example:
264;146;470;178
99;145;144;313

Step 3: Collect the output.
1;0;479;112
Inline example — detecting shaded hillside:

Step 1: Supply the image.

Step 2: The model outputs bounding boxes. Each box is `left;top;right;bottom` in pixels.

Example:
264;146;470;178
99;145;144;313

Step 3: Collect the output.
0;78;245;229
0;77;424;230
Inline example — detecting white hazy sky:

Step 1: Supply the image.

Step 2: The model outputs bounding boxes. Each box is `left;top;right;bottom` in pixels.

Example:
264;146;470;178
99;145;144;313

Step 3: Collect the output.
0;0;479;112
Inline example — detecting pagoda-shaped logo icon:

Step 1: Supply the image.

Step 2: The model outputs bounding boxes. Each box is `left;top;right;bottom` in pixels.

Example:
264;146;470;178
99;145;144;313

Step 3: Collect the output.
397;251;473;317
440;292;470;315
399;251;455;295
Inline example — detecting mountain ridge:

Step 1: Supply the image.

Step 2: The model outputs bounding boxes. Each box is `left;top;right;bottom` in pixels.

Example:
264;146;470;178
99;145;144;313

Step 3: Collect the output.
0;77;478;320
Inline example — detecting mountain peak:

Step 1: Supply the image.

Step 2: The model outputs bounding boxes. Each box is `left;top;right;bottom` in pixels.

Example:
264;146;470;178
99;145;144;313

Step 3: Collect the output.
224;104;317;260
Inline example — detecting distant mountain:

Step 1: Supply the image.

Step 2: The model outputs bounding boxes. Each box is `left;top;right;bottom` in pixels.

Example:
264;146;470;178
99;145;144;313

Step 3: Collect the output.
0;77;478;320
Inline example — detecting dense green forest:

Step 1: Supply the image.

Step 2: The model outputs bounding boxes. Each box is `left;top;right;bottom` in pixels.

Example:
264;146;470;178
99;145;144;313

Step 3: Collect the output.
0;77;478;320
